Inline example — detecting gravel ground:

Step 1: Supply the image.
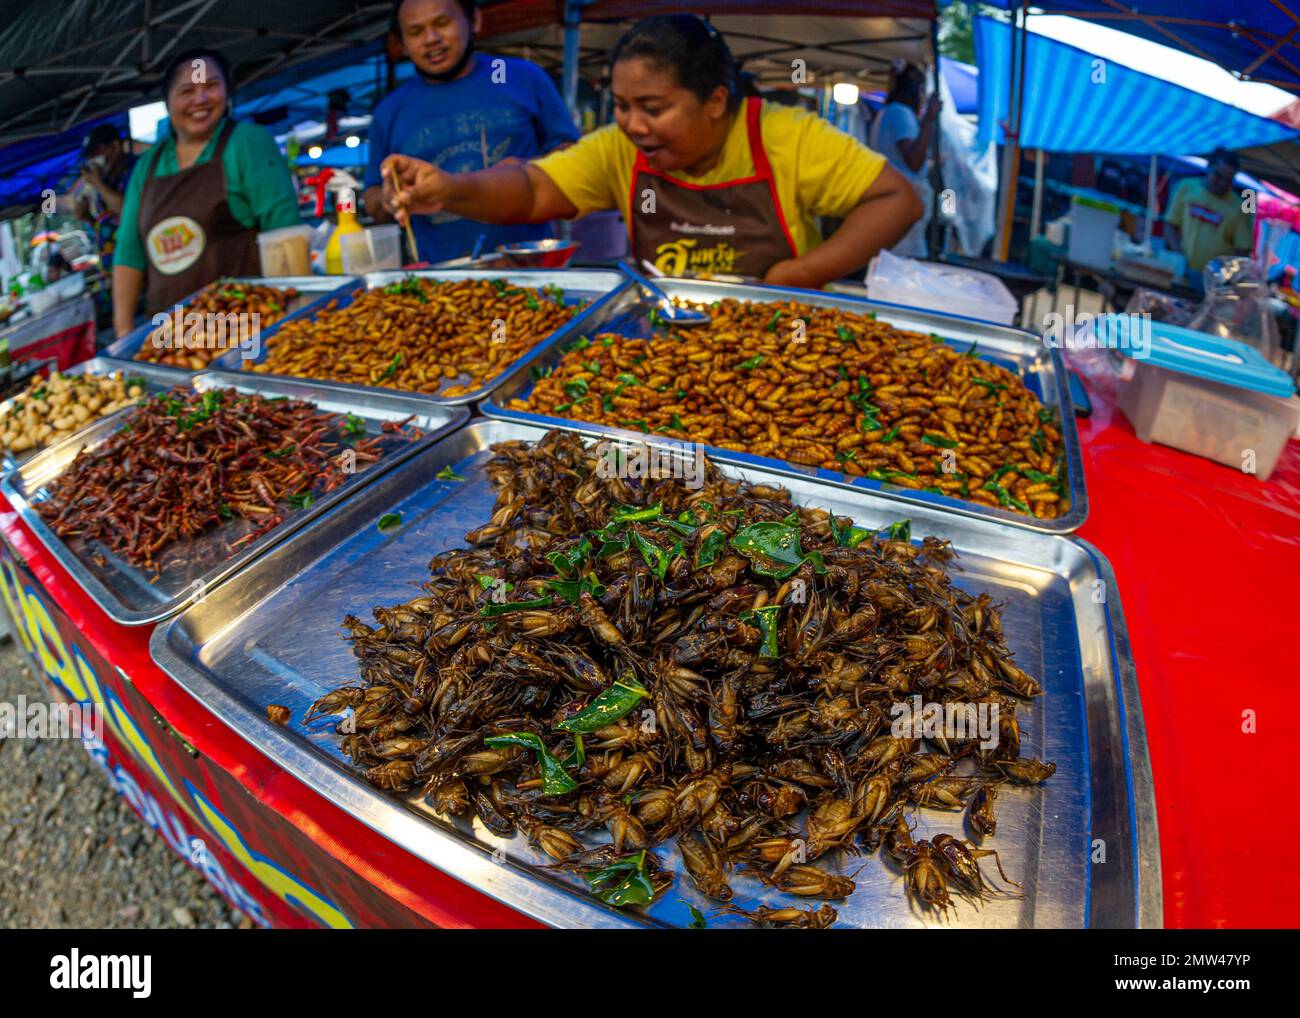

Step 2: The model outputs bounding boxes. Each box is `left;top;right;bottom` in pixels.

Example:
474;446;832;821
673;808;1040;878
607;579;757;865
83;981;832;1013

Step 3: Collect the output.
0;635;246;929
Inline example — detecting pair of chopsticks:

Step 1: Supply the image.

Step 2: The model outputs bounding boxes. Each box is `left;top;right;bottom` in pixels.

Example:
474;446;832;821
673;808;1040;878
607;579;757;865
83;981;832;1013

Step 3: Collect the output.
393;128;491;263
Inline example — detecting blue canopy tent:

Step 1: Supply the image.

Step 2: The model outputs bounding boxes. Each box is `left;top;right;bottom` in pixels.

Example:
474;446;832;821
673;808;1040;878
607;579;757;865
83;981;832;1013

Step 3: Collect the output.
978;1;1300;93
975;17;1300;154
298;142;370;170
234;40;414;138
862;57;978;115
1;0;945;230
975;12;1300;256
941;56;978;116
0;113;128;213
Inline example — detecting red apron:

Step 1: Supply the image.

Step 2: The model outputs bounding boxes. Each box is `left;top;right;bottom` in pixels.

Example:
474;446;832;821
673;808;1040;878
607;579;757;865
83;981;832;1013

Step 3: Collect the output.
137;119;261;314
628;97;797;278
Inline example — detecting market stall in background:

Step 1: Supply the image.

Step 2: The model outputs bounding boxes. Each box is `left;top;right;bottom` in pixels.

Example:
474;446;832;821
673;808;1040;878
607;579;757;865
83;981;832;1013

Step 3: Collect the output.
0;0;1296;932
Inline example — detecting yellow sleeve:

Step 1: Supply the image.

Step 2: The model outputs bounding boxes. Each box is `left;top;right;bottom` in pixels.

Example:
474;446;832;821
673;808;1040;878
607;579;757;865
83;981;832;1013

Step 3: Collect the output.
773;108;886;218
531;125;626;217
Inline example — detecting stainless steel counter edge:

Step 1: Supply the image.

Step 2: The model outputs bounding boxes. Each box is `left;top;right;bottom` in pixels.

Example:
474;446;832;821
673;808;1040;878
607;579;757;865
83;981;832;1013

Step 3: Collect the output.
144;626;649;929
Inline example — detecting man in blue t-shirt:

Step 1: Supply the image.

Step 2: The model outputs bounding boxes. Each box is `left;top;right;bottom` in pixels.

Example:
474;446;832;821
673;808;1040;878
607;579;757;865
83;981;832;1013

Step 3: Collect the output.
362;0;579;263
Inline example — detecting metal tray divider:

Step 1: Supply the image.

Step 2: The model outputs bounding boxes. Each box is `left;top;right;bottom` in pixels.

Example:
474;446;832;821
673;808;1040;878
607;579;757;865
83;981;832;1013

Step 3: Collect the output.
103;276;359;368
480;277;1089;534
0;372;469;625
207;268;633;407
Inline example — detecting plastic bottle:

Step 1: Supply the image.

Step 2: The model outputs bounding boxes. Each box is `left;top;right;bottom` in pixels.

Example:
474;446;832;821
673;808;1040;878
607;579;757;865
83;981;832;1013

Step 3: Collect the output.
325;201;362;275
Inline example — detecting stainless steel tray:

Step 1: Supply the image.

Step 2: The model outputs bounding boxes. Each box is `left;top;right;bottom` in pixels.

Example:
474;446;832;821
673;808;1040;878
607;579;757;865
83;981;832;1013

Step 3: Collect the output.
1;357;185;474
0;370;467;626
105;276;357;371
482;277;1088;534
210;268;632;406
149;419;1156;929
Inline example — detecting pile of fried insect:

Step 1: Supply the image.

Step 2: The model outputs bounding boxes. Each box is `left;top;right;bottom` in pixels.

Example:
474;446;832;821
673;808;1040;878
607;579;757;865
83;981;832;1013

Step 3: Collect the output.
310;430;1055;927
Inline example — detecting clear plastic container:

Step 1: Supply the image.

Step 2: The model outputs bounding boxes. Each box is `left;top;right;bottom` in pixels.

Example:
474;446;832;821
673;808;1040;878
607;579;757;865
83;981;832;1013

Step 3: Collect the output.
257;224;313;276
1068;193;1120;270
340;225;402;275
1112;321;1299;480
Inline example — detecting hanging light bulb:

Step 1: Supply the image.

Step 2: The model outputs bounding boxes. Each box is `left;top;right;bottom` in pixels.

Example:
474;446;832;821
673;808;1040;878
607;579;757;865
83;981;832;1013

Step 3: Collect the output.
832;82;860;106
308;145;324;159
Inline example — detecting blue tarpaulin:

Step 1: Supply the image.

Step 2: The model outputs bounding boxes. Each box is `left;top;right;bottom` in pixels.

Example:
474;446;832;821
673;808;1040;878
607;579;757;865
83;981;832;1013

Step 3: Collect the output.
975;1;1300;93
941;57;978;116
975;15;1300;155
0;43;403;211
864;57;978;116
235;40;413;135
0;114;128;212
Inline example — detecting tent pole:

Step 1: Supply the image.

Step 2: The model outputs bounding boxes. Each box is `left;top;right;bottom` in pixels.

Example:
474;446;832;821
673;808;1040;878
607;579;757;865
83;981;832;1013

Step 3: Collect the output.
562;0;583;125
927;17;944;259
995;3;1026;261
1144;153;1157;253
1030;148;1045;240
559;0;585;244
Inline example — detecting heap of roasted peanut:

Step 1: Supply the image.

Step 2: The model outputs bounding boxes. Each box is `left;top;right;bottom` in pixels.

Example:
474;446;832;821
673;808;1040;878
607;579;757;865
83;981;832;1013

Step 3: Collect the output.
249;276;583;397
512;298;1068;519
135;279;298;370
1;371;145;454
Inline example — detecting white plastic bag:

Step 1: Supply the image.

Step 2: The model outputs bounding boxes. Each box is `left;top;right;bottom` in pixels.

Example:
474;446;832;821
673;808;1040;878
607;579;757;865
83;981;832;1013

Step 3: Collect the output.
865;249;1018;325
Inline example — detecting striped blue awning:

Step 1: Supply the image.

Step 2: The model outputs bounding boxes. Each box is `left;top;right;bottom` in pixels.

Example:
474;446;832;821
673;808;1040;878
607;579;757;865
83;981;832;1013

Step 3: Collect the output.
972;2;1300;94
975;16;1300;155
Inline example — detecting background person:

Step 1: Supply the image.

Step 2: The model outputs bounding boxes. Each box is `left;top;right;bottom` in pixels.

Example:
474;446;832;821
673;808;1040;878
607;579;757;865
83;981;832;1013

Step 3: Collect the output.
381;14;921;288
361;0;579;263
869;61;940;259
75;124;135;271
1164;148;1255;277
112;48;300;336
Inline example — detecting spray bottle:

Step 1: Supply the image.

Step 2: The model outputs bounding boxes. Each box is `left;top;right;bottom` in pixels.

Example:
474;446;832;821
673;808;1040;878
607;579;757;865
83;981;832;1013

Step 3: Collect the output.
305;168;364;274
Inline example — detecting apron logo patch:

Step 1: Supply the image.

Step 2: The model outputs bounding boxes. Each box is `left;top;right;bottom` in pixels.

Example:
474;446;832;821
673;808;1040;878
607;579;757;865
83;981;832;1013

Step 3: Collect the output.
147;215;206;275
654;238;739;277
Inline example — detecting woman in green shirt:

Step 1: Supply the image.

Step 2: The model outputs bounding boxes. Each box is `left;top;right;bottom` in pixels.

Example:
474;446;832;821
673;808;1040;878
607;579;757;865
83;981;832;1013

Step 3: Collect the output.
112;48;301;336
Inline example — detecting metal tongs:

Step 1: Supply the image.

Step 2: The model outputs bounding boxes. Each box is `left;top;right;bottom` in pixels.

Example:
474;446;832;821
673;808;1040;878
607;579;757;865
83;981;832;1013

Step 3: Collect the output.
619;259;711;327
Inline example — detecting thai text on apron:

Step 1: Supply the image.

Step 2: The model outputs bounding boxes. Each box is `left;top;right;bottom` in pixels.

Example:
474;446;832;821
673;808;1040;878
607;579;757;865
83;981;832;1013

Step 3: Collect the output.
628;97;797;279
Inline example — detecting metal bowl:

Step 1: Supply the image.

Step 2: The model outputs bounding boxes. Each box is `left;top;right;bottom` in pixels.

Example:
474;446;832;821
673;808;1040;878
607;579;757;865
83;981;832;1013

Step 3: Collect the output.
496;238;580;268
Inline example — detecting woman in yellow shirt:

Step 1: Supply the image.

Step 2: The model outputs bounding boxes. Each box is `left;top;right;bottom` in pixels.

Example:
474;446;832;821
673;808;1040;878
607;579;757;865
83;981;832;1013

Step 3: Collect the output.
381;14;922;289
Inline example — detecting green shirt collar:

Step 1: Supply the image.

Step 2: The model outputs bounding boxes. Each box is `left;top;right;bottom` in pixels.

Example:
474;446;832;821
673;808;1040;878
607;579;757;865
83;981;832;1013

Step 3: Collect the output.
155;114;231;163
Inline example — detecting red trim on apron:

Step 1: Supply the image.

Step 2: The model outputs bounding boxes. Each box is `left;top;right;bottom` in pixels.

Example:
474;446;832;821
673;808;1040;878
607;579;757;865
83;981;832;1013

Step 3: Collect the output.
627;97;797;278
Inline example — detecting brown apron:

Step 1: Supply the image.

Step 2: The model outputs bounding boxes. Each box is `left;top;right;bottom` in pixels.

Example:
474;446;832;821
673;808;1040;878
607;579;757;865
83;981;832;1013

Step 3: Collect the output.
138;119;260;313
629;97;797;279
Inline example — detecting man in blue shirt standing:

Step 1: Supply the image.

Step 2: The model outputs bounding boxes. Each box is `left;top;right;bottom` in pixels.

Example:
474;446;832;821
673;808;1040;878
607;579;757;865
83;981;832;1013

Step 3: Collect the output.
362;0;579;263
